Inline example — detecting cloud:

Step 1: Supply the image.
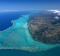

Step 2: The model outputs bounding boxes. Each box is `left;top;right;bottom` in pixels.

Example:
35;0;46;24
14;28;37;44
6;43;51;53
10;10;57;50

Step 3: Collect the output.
48;10;60;15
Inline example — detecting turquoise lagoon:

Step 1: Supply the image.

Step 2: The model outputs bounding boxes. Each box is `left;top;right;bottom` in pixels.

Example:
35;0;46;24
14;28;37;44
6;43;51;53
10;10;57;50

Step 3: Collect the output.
0;14;60;52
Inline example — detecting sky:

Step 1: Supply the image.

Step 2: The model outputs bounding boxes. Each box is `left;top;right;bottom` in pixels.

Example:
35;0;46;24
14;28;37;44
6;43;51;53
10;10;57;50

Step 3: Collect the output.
0;0;60;11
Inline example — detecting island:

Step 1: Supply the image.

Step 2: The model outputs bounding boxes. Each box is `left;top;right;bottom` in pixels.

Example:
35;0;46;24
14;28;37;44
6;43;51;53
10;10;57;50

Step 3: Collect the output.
28;11;60;44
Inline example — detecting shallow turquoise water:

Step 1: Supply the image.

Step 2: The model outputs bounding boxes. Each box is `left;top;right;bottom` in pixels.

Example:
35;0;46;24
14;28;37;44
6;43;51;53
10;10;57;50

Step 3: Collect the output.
0;14;60;52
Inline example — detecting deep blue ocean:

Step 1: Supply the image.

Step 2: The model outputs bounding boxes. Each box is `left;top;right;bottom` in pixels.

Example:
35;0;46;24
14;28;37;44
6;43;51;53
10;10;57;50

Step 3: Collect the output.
0;11;60;56
0;11;32;31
